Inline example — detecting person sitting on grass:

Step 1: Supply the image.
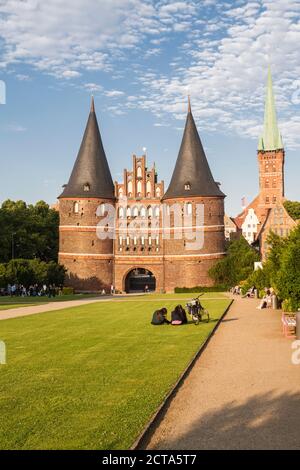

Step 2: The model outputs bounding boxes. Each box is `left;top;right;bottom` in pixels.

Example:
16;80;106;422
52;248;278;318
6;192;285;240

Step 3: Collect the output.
151;308;170;325
171;305;188;325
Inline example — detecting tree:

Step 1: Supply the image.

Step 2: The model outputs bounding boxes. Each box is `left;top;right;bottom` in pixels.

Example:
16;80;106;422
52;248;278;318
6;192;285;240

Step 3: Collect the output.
283;200;300;221
209;237;259;286
0;200;59;262
274;225;300;305
1;259;66;287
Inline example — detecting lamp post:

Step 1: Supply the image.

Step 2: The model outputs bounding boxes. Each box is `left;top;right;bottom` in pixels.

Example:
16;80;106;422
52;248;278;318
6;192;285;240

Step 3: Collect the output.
11;232;16;260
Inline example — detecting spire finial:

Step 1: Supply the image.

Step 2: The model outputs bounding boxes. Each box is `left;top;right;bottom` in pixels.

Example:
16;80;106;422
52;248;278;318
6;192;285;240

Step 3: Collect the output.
188;95;191;113
258;66;283;151
90;95;95;113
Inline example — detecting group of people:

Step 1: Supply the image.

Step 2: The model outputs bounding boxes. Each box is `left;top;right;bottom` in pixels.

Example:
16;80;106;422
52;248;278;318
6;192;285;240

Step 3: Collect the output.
4;283;60;298
151;305;188;326
231;284;276;310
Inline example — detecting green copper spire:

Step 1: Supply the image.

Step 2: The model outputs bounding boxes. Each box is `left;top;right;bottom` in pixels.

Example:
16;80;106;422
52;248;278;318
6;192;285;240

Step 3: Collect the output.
258;67;283;151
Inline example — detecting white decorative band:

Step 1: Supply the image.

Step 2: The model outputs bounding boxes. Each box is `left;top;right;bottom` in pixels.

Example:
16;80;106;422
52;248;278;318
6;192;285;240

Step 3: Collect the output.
59;252;226;259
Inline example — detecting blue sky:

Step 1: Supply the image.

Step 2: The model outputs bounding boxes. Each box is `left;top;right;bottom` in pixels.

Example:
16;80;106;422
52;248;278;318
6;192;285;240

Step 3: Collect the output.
0;0;299;216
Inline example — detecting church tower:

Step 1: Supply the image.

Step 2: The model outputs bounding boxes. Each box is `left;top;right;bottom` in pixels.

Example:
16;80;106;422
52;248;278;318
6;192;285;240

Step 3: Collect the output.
162;98;226;290
257;67;285;207
58;98;115;291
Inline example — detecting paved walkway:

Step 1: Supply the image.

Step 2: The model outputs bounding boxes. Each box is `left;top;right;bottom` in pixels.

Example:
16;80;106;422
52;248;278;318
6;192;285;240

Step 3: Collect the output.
0;295;225;321
145;297;300;450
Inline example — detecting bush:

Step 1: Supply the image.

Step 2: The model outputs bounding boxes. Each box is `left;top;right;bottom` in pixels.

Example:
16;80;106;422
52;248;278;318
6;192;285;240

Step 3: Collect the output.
174;285;227;293
61;287;74;295
208;237;259;287
282;298;299;313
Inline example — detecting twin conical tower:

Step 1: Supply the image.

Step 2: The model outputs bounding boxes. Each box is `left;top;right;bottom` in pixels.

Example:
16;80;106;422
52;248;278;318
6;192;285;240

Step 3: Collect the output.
58;97;225;292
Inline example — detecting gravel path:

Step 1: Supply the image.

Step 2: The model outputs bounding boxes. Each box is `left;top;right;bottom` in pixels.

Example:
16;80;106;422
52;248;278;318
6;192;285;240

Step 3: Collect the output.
144;296;300;450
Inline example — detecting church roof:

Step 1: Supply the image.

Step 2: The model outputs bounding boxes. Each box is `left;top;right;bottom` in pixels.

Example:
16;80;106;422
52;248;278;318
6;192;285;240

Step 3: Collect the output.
258;67;283;151
59;97;115;199
163;98;225;200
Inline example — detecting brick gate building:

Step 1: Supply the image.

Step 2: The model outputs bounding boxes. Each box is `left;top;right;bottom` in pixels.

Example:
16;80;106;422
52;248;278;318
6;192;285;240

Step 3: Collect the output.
58;98;225;292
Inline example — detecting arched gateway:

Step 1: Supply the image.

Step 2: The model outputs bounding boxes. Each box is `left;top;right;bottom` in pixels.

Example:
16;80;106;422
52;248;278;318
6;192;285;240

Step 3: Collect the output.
124;268;156;293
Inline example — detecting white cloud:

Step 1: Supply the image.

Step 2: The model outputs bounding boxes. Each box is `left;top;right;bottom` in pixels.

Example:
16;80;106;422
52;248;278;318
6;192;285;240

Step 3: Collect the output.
0;0;299;148
16;74;31;81
6;124;27;132
104;90;125;97
83;83;103;92
61;70;81;78
136;0;300;148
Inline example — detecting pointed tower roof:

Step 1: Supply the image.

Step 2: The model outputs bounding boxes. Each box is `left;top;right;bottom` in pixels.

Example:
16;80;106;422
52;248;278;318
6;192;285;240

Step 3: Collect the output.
258;67;283;151
59;97;115;199
163;99;225;200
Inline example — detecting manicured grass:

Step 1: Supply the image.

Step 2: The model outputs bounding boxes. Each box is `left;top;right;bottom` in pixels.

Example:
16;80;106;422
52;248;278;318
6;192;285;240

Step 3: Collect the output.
0;296;231;450
129;292;228;299
0;304;37;311
0;294;99;310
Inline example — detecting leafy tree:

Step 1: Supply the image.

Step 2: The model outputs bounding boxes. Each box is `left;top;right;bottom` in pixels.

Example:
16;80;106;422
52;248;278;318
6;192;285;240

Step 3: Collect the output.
275;226;300;305
283;200;300;221
209;237;259;287
0;200;59;262
0;259;66;287
242;224;300;308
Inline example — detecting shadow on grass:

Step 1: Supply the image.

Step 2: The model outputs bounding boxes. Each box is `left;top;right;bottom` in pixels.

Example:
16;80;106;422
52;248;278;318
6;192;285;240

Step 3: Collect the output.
144;391;300;450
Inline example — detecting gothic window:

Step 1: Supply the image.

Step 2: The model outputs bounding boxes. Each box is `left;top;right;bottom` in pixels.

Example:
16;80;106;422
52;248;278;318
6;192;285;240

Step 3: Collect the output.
148;206;153;218
128;181;133;196
184;182;191;191
266;196;270;203
137;166;142;178
137;181;142;195
154;206;160;218
140;206;146;218
126;236;130;246
83;183;90;192
272;196;277;203
119;207;124;218
73;202;79;213
133;206;139;217
272;164;276;172
119;236;122;245
146;181;151;195
126;206;131;217
272;179;276;188
119;187;123;197
156;236;159;245
148;236;152;245
265;179;269;188
141;236;145;245
156;187;161;197
133;236;137;245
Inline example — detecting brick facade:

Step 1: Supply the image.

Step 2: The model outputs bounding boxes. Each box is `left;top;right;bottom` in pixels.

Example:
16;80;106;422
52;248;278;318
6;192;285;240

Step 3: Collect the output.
59;155;225;292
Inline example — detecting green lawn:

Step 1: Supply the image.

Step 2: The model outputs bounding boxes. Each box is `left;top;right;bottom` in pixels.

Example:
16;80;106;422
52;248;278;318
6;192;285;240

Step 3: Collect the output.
0;296;231;450
0;304;36;311
0;294;99;310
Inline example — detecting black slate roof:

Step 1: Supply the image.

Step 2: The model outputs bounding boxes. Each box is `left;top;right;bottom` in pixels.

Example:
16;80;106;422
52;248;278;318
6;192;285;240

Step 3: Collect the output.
163;103;225;200
59;98;115;199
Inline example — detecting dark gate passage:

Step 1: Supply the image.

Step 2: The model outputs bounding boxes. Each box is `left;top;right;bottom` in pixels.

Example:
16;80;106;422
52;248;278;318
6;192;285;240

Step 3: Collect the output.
125;268;156;293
